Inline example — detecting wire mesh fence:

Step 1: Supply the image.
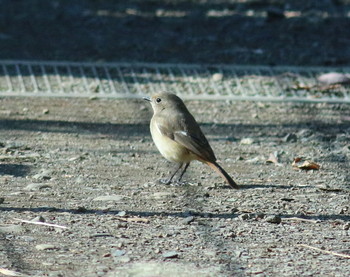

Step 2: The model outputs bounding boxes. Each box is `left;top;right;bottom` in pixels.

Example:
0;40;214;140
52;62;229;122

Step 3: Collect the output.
0;60;349;102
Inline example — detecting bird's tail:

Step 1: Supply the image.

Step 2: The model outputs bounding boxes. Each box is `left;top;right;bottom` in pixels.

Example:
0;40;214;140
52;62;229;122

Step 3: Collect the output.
206;161;239;189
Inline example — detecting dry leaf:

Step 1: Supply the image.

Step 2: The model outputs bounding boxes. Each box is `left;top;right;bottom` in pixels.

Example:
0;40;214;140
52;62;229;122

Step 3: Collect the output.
266;153;278;164
292;158;320;170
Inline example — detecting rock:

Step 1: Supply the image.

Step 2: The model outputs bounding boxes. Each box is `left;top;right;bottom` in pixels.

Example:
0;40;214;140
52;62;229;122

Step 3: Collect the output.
318;72;350;85
212;73;223;82
0;197;4;204
283;133;297;143
93;195;124;202
181;216;195;225
24;183;51;191
35;244;58;251
112;250;126;257
162;251;179;259
264;215;282;224
238;214;250;221
117;211;126;217
33;169;53;180
31;216;46;222
240;138;254;145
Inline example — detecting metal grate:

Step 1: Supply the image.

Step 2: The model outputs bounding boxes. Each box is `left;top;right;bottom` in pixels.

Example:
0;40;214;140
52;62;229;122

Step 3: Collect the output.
0;60;349;102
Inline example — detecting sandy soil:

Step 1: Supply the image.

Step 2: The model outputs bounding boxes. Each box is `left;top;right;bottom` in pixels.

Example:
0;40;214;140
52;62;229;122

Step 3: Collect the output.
0;97;349;276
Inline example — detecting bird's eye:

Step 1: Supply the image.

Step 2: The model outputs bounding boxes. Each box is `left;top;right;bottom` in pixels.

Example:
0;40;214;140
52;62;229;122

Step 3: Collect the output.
156;98;162;103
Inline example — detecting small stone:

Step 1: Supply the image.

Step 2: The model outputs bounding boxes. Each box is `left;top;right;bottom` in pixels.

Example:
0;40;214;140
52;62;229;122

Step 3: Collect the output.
162;251;179;259
0;197;4;204
76;206;87;213
33;169;53;180
117;211;126;217
283;133;297;143
35;244;58;251
240;138;254;145
182;216;195;225
264;215;282;224
212;73;223;82
343;223;350;230
318;72;350;85
31;216;45;223
238;214;250;221
24;183;51;191
42;109;49;114
112;250;126;257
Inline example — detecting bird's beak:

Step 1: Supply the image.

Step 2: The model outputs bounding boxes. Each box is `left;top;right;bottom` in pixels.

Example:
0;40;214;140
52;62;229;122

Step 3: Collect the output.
143;96;151;102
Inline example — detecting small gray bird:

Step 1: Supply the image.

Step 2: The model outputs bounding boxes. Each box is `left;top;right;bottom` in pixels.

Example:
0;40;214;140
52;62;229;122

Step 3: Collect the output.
144;92;239;189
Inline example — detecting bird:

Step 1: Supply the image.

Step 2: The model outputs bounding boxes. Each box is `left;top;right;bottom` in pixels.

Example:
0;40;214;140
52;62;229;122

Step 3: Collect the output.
144;92;239;189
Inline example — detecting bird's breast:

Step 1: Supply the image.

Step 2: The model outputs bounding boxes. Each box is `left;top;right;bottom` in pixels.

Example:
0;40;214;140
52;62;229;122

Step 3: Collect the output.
150;119;194;163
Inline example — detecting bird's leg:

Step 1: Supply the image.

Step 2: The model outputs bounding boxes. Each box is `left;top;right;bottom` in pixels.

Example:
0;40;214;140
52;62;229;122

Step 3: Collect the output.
161;163;183;185
176;162;190;183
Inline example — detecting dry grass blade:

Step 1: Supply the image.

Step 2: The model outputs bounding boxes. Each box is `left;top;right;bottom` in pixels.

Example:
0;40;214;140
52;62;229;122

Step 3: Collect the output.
115;217;150;224
13;218;68;229
282;217;320;224
300;244;350;259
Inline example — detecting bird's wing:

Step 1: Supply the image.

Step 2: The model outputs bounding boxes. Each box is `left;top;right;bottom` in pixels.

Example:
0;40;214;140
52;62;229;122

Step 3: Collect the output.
155;113;216;162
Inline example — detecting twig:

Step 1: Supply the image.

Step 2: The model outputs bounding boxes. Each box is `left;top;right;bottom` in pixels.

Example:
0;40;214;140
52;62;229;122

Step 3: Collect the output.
300;244;350;259
282;217;320;224
115;217;149;224
13;218;68;229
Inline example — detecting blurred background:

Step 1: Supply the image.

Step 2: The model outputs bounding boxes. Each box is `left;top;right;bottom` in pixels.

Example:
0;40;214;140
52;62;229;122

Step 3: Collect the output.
1;0;349;66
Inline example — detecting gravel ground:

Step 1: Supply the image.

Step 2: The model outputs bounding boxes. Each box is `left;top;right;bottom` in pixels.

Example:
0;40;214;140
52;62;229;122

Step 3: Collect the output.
0;97;349;276
0;0;350;276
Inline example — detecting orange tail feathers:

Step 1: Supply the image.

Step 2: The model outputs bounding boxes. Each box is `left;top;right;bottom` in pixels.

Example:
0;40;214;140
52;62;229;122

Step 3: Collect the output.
206;161;239;189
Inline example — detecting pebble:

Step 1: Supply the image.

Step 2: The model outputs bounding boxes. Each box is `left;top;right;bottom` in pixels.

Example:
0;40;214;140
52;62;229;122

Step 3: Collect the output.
31;216;46;222
35;244;58;251
264;215;282;224
212;73;223;82
238;214;250;221
33;169;53;180
24;183;51;191
240;138;254;145
0;197;4;204
283;133;297;143
117;211;126;217
111;250;126;257
181;216;195;225
93;195;124;202
162;251;179;259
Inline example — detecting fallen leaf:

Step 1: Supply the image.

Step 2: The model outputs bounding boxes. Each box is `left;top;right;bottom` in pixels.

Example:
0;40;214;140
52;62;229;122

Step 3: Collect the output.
292;158;320;170
266;153;278;164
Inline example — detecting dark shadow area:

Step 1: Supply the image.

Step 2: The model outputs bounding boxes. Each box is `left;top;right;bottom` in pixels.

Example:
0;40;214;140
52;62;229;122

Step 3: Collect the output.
0;118;349;141
0;0;349;66
0;206;349;222
0;164;31;177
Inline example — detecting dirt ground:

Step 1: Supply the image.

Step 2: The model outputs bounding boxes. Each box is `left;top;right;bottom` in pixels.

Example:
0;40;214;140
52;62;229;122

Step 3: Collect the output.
0;97;349;276
1;0;350;276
